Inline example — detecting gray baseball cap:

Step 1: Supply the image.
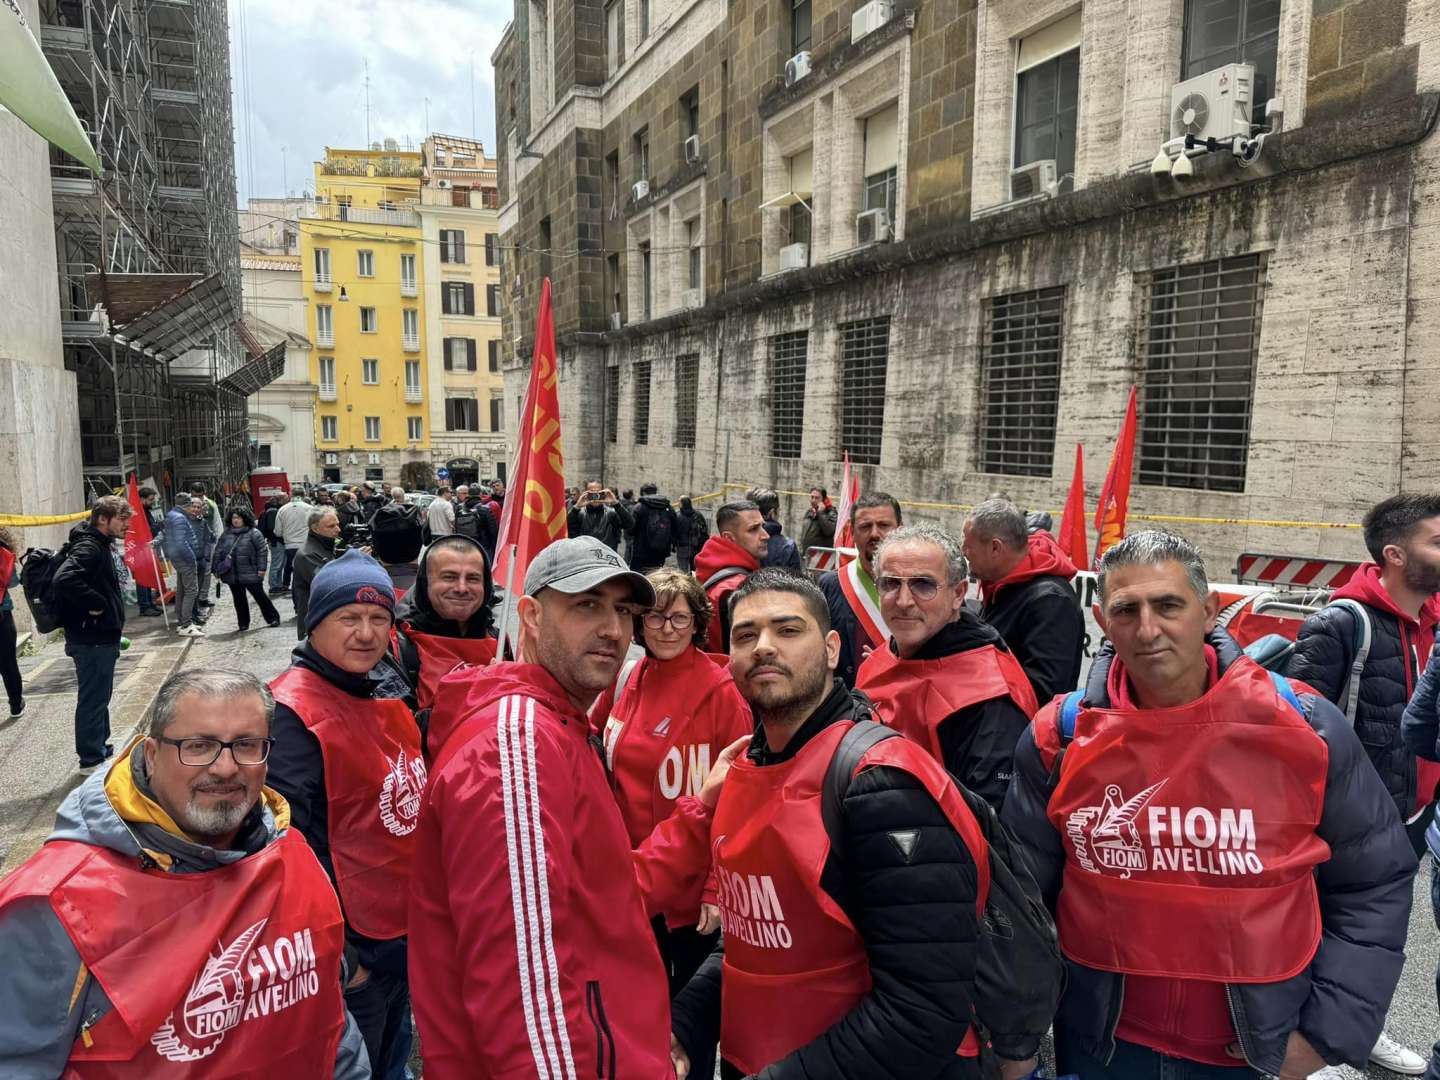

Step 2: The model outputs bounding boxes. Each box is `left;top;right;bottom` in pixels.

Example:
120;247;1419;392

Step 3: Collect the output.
524;536;656;605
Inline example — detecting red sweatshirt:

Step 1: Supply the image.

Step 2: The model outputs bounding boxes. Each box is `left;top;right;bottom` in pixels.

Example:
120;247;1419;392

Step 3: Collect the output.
694;536;760;652
980;530;1078;606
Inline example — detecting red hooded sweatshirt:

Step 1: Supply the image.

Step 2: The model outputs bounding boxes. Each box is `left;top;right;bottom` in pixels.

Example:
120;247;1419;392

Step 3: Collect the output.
410;662;714;1079
980;531;1078;607
694;535;761;652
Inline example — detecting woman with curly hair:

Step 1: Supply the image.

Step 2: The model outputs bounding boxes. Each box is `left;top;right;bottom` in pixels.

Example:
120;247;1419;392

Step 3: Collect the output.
0;526;24;719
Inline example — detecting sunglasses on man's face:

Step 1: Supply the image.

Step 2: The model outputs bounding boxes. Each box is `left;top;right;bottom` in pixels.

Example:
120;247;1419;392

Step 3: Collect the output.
877;575;941;601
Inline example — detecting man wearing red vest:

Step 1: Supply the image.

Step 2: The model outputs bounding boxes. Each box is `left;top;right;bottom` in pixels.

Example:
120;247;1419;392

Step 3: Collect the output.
409;536;744;1080
817;491;902;687
1003;530;1417;1079
391;534;497;716
964;498;1084;705
0;668;368;1077
267;548;421;1076
856;524;1036;809
695;500;770;653
671;568;1045;1080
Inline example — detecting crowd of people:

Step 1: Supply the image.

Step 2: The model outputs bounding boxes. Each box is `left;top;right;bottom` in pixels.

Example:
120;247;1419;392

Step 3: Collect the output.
7;480;1440;1080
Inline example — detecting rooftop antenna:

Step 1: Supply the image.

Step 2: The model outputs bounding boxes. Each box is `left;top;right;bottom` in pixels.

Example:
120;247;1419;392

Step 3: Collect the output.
470;54;477;139
364;59;371;147
280;145;288;196
424;97;431;137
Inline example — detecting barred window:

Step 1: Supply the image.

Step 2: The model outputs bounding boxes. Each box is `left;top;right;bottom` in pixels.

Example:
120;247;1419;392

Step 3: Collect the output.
771;331;808;459
840;318;890;465
633;360;652;446
605;366;619;443
1138;253;1264;493
675;354;698;449
979;287;1064;476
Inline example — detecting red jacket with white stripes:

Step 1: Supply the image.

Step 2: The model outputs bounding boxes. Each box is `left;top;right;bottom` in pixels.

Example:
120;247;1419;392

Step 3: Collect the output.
409;662;715;1080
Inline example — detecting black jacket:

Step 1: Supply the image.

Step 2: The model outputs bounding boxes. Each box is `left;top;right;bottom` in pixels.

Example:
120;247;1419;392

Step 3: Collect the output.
630;495;680;570
266;642;418;976
392;535;495;690
899;614;1031;810
760;519;801;572
818;569;862;688
670;682;982;1080
454;498;498;559
567;502;633;552
53;525;124;645
259;503;281;543
980;574;1084;706
291;532;338;637
1002;632;1416;1074
213;523;269;586
800;504;838;554
677;508;709;552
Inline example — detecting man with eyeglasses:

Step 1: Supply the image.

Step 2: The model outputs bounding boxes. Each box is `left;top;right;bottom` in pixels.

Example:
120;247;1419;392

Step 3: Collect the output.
855;524;1037;809
0;668;370;1078
267;548;421;1077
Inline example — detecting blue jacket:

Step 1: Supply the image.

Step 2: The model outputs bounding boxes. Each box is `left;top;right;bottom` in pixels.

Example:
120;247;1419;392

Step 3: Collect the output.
162;507;200;565
761;519;801;571
1401;647;1440;856
1002;631;1416;1074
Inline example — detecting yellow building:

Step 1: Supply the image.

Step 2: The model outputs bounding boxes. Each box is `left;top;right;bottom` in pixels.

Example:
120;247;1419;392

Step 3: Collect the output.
300;144;429;487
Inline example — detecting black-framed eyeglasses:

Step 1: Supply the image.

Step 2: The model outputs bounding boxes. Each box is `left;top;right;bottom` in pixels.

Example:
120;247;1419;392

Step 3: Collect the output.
877;575;941;601
643;610;695;631
156;735;274;767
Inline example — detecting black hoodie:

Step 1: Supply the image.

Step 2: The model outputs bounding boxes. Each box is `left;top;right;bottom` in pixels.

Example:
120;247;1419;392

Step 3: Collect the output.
392;535;496;688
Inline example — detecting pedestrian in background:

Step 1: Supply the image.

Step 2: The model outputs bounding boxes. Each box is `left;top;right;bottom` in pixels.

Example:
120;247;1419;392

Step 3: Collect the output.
275;492;311;592
426;487;455;539
799;486;837;556
675;496;708;572
260;493;287;594
51;495;131;771
212;506;282;632
292;506;341;637
134;487;165;616
748;486;801;571
162;493;205;637
0;526;24;720
188;483;220;623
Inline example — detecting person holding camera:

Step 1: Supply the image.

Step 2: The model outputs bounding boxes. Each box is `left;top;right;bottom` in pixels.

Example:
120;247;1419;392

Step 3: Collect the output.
567;480;634;553
292;506;341;637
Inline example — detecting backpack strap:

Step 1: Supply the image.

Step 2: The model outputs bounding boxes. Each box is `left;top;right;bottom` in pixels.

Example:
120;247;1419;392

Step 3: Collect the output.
702;566;749;590
1328;599;1372;729
703;567;751;654
1266;669;1305;719
821;720;900;854
1057;689;1085;742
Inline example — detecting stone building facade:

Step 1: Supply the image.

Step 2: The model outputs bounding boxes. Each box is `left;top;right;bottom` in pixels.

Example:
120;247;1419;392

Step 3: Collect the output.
493;0;1440;573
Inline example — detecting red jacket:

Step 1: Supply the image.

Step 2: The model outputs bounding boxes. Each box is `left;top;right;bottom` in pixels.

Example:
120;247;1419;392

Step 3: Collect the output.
694;536;760;653
409;662;715;1080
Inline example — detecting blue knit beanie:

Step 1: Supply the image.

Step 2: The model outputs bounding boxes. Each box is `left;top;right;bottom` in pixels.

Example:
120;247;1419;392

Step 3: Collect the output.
305;548;396;631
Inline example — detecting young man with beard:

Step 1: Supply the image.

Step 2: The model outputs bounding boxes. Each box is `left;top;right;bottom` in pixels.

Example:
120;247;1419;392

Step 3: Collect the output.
817;492;901;687
1004;531;1416;1080
407;536;745;1080
392;534;496;714
0;669;369;1078
694;500;770;653
671;569;1042;1080
856;525;1036;809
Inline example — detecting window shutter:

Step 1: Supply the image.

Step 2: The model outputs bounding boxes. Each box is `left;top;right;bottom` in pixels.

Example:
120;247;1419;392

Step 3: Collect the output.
489;340;499;372
443;337;454;370
485;234;497;266
440;232;451;263
455;234;466;264
467;339;477;371
464;283;476;315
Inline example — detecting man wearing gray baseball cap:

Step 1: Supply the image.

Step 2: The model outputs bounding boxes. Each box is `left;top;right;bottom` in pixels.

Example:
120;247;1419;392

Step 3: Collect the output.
408;536;748;1080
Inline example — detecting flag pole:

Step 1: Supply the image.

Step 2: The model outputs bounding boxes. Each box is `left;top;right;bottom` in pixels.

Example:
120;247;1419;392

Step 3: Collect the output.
149;546;170;631
496;543;519;661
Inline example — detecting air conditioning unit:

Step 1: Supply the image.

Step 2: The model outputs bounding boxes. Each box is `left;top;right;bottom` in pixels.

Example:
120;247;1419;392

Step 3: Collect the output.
368;452;381;465
1010;159;1058;201
437;179;452;189
856;207;892;244
681;288;702;308
779;242;808;270
324;452;338;465
851;0;892;43
784;51;811;87
632;179;650;202
609;311;623;330
684;135;701;164
1170;62;1254;142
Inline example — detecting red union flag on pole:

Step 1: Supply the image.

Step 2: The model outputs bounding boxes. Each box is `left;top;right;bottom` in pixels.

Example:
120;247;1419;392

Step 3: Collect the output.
1093;385;1137;569
833;451;860;550
123;474;165;591
493;278;568;612
1058;443;1089;570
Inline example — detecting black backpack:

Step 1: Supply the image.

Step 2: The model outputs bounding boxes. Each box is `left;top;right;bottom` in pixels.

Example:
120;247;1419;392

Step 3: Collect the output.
822;719;1063;1054
454;505;481;539
20;545;71;634
642;503;674;552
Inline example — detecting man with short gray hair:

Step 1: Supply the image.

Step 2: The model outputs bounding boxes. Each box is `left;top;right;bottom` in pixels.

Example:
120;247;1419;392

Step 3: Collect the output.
963;497;1084;704
291;505;341;637
855;524;1037;808
1003;530;1416;1079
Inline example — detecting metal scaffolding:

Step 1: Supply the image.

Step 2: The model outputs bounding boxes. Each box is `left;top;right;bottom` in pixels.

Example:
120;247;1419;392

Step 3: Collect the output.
40;0;245;499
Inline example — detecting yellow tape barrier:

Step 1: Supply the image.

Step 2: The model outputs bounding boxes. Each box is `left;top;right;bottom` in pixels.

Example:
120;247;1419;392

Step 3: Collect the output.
692;483;1361;531
0;511;90;527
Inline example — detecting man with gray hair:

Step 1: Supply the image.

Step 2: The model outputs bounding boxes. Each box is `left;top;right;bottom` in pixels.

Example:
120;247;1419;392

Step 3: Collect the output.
963;497;1084;704
275;489;312;593
855;523;1037;809
0;668;370;1077
291;504;341;637
1002;530;1416;1079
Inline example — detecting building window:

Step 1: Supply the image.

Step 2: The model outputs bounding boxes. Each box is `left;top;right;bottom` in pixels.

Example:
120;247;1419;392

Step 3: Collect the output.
792;0;811;53
539;217;553;283
403;308;419;346
321;415;338;441
633;360;652;445
771;331;808;459
335;195;352;221
364;416;381;441
408;416;423;440
313;248;331;285
490;397;504;431
357;250;375;277
485;233;497;266
606;0;625;75
439;229;466;263
683;87;700;140
607;253;623;319
400;253;416;291
979;287;1065;477
605;366;620;443
318;355;336;390
840;317;890;465
452;186;471;208
360;307;377;333
861;105;898;220
606;152;621;217
443;282;476;315
1138;253;1264;493
405;359;422;392
446;398;480;431
486;284;499;317
488;340;499;372
255;444;272;467
362;358;379;384
687;220;701;291
674;354;698;449
1182;0;1279;128
634;128;650;182
1015;17;1080;194
316;304;333;342
365;466;384;481
640;242;652;320
639;0;649;38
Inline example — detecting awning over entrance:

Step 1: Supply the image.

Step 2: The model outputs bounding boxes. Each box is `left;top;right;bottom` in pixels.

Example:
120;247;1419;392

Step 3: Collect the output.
84;271;237;360
219;340;285;397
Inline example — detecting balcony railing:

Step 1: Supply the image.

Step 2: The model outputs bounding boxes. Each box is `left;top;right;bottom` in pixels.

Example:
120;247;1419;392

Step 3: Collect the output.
400;280;418;297
404;386;423;403
403;336;420;352
300;203;419;227
316;330;334;347
318;383;337;401
314;278;332;292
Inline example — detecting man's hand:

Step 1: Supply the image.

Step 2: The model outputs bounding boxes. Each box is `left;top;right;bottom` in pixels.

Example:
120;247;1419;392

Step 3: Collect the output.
699;735;751;808
345;964;371;990
998;1057;1038;1080
670;1033;690;1080
1275;1031;1326;1078
696;902;721;934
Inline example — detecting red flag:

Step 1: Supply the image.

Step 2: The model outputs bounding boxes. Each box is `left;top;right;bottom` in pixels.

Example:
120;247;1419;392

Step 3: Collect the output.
1057;443;1089;569
1093;386;1137;568
833;451;860;550
493;279;568;598
123;474;165;591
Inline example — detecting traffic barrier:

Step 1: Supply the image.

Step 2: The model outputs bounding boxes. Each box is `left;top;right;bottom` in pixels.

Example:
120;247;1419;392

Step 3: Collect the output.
1235;553;1360;589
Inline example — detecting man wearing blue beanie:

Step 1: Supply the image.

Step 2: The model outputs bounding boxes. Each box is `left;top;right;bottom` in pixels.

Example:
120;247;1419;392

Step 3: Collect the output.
265;548;422;1078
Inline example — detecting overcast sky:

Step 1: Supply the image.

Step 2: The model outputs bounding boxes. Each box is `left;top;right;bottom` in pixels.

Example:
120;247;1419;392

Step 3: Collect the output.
228;0;510;205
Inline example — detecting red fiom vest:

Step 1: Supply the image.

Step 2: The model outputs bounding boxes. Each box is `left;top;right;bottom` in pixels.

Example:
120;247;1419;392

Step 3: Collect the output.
270;666;425;939
1040;658;1330;982
396;623;498;710
711;720;989;1075
856;642;1039;763
0;830;345;1077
